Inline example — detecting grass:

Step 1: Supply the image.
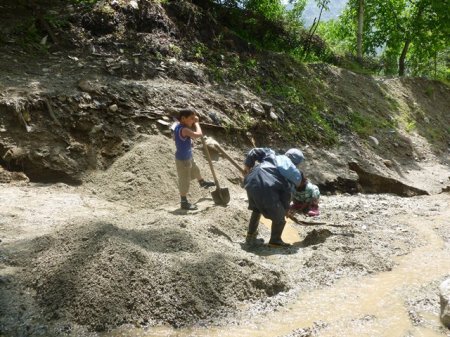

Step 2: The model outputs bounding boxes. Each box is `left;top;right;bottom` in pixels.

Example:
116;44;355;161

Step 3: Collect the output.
204;52;343;145
348;111;374;136
405;119;416;133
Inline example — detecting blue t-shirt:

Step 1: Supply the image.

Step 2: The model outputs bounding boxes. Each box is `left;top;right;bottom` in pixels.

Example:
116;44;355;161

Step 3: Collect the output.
174;123;193;160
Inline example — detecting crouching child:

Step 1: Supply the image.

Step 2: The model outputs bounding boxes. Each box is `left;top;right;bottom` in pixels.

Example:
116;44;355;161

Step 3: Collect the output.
290;174;320;217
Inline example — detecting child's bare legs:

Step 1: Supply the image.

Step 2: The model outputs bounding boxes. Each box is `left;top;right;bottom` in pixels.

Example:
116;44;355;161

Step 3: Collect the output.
176;159;215;210
176;159;197;210
191;159;215;188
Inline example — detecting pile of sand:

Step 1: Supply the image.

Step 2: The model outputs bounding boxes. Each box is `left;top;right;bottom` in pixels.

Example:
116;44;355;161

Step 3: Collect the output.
24;217;288;331
14;134;293;331
20;139;287;331
86;134;218;208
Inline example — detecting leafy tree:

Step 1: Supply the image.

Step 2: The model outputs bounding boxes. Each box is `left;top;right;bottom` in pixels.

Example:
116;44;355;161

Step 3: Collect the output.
316;19;351;54
242;0;285;21
329;0;449;78
214;0;286;21
356;0;364;61
285;0;307;26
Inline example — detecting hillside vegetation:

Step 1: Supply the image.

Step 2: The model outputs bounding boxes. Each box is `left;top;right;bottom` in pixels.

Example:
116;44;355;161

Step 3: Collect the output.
0;0;449;184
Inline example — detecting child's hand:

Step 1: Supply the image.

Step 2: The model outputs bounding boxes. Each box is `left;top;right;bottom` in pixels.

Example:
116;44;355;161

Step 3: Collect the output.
194;115;199;123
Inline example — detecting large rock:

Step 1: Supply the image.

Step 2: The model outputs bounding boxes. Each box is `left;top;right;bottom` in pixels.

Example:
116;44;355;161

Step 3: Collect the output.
440;278;450;328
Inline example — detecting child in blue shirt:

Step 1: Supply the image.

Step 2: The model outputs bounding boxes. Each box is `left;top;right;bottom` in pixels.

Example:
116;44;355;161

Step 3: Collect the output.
173;109;215;210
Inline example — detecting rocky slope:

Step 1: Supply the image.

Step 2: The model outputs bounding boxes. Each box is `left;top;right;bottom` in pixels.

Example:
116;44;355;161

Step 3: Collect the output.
0;0;449;193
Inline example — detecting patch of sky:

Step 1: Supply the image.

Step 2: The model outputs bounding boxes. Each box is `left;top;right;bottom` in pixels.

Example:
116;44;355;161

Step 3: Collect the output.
283;0;348;27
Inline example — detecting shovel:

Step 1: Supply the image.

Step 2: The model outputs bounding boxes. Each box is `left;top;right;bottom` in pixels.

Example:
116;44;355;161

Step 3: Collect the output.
204;136;245;175
201;135;230;206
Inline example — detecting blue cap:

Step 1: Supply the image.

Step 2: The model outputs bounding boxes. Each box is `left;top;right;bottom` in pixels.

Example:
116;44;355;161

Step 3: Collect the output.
285;148;305;165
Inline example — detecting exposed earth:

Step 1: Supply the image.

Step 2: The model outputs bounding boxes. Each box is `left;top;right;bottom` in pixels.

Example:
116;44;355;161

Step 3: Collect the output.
0;1;449;336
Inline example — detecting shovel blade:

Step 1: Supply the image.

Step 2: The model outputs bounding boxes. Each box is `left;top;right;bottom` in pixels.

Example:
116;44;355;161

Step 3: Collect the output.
211;187;230;206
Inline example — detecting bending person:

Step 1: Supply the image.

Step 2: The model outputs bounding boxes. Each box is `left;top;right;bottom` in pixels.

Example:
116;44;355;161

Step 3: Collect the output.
243;148;304;247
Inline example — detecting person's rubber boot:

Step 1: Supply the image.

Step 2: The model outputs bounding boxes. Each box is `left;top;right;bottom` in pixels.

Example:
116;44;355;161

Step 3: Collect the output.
248;211;261;234
181;201;198;210
245;232;264;246
268;221;291;248
307;205;320;217
199;179;215;189
268;239;291;248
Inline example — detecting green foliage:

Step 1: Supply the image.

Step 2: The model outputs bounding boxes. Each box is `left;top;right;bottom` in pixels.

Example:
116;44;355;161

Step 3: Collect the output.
221;0;286;22
192;42;208;60
348;111;374;136
9;19;49;53
348;110;395;136
405;118;416;133
286;0;307;24
204;52;340;145
242;0;285;21
321;0;450;79
309;107;338;143
316;20;352;55
210;0;310;57
169;43;182;57
424;85;434;97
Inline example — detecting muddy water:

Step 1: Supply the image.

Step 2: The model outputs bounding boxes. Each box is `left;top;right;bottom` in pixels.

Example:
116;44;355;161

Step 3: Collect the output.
104;213;449;337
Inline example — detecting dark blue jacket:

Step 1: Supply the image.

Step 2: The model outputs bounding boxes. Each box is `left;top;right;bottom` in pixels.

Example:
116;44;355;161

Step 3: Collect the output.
244;148;301;215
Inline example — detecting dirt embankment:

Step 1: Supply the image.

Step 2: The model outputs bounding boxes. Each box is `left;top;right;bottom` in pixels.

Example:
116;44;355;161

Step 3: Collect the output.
0;0;449;193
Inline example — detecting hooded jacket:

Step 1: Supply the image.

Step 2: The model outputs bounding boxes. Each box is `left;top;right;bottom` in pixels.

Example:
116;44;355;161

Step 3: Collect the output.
244;148;302;213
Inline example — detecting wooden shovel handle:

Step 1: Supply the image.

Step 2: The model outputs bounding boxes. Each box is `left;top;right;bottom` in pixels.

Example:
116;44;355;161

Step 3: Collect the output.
214;144;245;175
201;136;220;188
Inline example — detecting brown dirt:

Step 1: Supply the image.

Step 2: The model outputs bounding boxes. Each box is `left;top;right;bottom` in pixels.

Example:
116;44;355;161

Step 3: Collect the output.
1;134;449;336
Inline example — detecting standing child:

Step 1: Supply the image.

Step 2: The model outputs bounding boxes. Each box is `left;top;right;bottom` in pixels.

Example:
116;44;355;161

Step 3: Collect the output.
173;108;215;210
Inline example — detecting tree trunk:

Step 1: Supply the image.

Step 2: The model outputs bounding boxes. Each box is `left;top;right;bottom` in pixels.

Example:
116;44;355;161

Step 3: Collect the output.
398;1;426;76
29;0;59;45
398;39;410;76
302;3;325;60
356;0;364;62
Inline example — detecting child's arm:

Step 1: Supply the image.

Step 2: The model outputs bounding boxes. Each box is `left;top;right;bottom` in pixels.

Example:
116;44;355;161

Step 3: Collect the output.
182;116;203;139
